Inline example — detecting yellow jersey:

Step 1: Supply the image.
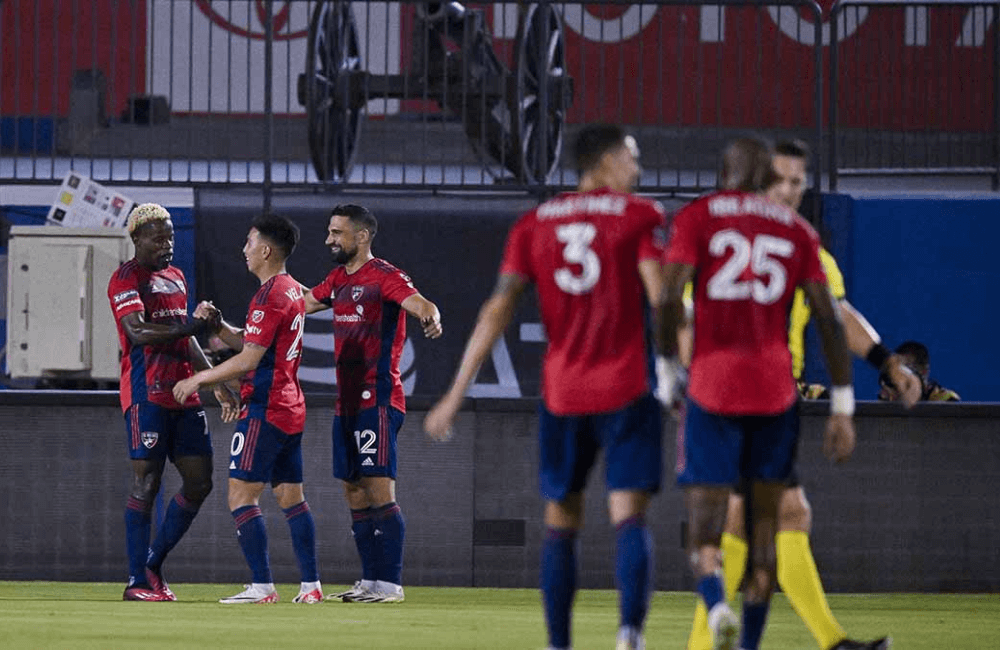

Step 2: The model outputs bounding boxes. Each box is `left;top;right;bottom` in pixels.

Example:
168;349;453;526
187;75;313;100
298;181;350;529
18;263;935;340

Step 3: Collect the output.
788;248;846;379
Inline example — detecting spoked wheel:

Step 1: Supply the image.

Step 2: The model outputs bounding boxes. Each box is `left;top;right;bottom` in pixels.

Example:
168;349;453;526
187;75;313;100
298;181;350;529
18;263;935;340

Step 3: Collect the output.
510;3;570;184
300;0;363;182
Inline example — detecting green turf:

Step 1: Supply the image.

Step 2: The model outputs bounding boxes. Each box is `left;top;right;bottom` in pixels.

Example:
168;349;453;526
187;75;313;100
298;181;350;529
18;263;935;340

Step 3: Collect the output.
0;582;996;649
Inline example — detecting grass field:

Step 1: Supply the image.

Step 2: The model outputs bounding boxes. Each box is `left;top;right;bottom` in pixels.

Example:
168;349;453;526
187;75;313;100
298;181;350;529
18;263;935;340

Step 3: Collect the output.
1;582;996;649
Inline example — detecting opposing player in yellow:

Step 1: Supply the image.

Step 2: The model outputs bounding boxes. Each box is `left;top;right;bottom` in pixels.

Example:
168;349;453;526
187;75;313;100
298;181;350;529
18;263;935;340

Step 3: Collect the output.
684;140;920;650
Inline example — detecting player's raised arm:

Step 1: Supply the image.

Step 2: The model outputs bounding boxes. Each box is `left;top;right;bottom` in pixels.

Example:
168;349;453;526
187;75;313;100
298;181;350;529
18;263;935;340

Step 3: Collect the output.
301;284;329;314
424;273;526;440
839;300;921;408
401;293;442;339
119;311;211;347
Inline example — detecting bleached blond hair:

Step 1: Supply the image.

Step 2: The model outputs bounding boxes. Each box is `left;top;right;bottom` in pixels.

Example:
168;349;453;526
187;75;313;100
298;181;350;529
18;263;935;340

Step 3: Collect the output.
126;203;171;234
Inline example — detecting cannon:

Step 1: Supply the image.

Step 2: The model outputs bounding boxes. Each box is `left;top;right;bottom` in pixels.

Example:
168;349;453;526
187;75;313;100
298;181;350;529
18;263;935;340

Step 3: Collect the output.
297;1;574;184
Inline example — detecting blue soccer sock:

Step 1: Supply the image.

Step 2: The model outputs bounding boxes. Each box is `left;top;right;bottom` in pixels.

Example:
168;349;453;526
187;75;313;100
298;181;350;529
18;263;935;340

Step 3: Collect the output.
372;502;406;585
541;527;578;650
615;515;654;630
740;600;771;650
696;572;725;612
351;508;377;581
124;496;152;585
147;493;200;573
283;501;319;583
232;505;272;584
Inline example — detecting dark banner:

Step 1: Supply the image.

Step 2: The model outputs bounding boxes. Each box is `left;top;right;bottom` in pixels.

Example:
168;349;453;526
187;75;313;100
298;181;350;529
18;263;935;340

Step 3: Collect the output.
196;190;548;397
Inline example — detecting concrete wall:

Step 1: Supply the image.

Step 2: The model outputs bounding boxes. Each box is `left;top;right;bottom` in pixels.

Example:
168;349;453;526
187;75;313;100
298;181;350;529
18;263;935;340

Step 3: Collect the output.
1;392;998;592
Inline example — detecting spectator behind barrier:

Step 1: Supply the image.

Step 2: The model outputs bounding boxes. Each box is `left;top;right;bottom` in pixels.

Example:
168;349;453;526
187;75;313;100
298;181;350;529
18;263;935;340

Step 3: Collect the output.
879;340;960;402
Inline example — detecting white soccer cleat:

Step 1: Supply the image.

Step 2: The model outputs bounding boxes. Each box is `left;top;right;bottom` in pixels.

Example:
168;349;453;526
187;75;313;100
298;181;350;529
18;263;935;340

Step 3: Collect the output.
293;587;324;604
219;583;279;604
327;580;373;602
347;580;404;603
707;603;739;650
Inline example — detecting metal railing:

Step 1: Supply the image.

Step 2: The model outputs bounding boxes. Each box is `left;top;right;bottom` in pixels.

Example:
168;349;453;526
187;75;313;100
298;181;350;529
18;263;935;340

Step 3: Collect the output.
11;1;948;201
828;0;1000;190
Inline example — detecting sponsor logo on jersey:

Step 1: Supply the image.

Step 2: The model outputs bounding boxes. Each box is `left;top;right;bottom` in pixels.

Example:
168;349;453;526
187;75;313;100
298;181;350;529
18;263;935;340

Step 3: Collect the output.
140;431;159;449
113;289;139;304
355;304;364;316
246;324;262;335
151;307;187;319
115;298;144;312
352;286;364;301
252;309;265;323
334;313;364;323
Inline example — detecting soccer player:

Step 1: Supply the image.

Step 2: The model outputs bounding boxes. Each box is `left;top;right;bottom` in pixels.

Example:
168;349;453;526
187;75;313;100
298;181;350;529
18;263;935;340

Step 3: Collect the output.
302;204;442;604
172;214;322;604
424;124;665;650
657;138;857;650
684;140;910;650
109;203;237;602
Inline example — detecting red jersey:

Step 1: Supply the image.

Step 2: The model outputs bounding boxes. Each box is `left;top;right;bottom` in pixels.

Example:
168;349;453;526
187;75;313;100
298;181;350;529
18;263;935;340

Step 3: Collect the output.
241;273;306;434
664;190;827;415
311;258;419;416
108;260;200;412
500;187;666;416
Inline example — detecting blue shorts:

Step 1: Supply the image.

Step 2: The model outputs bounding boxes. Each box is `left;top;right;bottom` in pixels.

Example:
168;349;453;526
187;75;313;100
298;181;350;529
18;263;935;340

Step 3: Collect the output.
124;402;212;461
538;393;663;502
229;417;304;485
676;398;799;487
333;406;404;481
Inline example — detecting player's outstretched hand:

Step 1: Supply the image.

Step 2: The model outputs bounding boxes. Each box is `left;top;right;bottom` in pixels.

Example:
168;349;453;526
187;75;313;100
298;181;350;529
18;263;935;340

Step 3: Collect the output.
424;392;461;442
173;376;200;405
194;301;222;332
213;384;240;423
823;414;856;463
421;314;443;339
884;355;921;408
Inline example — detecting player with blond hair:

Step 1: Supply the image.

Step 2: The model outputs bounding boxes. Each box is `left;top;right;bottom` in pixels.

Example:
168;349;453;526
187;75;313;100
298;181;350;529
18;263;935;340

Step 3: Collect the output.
108;203;237;601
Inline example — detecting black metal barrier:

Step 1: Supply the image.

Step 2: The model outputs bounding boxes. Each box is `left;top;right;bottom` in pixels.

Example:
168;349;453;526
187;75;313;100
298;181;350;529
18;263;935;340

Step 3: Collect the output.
2;391;998;592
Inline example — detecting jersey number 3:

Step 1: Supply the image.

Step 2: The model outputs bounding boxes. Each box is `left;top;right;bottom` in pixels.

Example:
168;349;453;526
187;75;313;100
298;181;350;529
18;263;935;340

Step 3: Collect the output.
706;230;794;305
554;223;601;295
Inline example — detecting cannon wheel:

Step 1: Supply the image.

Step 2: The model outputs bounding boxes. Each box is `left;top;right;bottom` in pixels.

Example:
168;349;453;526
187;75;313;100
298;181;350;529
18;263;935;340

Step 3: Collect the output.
511;3;567;183
303;0;363;182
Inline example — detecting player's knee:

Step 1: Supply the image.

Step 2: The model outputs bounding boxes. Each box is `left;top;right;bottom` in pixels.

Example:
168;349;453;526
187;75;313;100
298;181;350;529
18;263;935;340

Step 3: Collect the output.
183;475;213;504
724;493;747;539
744;565;776;602
778;487;812;532
130;469;162;502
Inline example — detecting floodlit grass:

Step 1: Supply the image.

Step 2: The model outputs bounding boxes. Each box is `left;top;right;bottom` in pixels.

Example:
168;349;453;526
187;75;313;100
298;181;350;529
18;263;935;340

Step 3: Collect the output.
0;582;996;649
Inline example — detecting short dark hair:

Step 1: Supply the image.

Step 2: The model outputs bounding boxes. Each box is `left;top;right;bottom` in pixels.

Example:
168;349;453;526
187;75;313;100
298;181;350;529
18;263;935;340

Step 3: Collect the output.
894;340;930;372
719;137;776;192
775;139;811;164
573;124;628;174
251;213;300;259
332;203;378;238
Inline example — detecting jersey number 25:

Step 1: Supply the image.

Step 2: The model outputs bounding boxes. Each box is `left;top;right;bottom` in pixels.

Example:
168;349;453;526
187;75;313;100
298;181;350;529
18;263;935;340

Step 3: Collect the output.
706;230;794;305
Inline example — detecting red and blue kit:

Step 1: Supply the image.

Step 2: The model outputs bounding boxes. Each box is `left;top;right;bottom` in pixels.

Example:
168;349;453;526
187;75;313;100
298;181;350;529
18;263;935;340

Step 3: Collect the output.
664;190;827;416
311;258;418;416
240;273;307;434
108;260;200;412
500;187;666;416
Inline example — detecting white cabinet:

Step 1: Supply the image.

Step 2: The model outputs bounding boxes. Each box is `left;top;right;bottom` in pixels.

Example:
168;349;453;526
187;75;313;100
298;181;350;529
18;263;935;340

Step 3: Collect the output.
6;226;133;380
